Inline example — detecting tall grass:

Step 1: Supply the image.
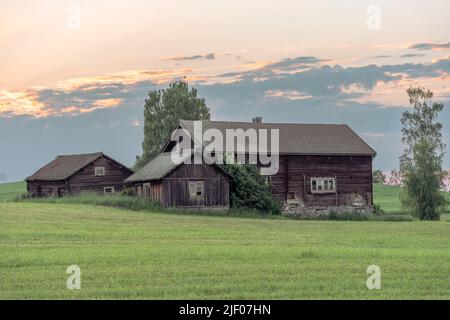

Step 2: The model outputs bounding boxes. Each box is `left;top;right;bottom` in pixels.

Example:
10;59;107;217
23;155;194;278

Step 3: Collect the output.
13;192;285;220
13;192;416;221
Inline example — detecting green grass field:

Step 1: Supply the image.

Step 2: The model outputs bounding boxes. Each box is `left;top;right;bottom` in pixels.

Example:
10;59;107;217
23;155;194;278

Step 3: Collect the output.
1;181;449;299
0;181;26;201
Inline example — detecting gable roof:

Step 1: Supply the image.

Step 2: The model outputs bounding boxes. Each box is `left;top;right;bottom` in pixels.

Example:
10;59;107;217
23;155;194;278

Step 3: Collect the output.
125;152;231;183
125;153;181;183
26;152;132;181
167;120;376;157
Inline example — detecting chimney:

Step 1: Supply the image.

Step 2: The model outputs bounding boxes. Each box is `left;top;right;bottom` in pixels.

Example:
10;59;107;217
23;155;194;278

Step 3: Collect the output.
252;116;263;123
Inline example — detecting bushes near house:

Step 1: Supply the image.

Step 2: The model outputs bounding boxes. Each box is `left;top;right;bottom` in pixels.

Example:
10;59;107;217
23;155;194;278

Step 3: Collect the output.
221;163;282;215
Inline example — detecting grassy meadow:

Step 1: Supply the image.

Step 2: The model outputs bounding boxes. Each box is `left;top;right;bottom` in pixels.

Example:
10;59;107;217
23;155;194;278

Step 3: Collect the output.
0;181;26;201
0;181;449;299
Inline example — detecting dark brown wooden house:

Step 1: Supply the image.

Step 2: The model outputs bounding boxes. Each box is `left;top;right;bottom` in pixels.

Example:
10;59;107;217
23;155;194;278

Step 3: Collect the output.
26;152;133;197
125;152;230;209
160;119;376;216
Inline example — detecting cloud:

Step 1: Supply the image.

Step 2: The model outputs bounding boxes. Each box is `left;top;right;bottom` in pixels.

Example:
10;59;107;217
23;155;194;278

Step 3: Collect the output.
163;52;217;61
400;53;426;58
265;90;313;101
363;132;385;138
0;68;196;118
408;42;450;51
2;55;449;122
369;55;392;59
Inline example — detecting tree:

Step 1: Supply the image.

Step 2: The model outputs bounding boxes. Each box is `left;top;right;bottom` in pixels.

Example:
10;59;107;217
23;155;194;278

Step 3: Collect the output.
399;86;447;220
135;80;210;169
388;169;402;186
221;163;281;214
372;169;386;184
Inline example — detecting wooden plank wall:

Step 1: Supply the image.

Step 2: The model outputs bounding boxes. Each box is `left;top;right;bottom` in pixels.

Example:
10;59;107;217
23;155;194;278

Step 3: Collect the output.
270;155;373;206
27;180;67;197
162;163;230;207
68;156;132;193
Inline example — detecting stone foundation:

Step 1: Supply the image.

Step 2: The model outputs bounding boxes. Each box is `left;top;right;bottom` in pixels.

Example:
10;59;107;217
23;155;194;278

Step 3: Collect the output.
283;198;373;218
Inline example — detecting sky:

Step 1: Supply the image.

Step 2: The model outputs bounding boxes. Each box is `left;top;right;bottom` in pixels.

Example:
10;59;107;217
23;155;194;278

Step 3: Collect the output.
1;0;450;182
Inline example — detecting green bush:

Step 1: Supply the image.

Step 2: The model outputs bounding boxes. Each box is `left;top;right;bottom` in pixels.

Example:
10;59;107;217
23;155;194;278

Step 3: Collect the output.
373;203;385;215
221;163;281;215
120;187;135;197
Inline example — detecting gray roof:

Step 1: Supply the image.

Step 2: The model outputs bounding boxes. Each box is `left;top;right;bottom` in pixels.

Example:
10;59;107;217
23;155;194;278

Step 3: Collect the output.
125;153;182;183
125;152;231;183
27;152;103;181
176;120;376;156
27;152;132;181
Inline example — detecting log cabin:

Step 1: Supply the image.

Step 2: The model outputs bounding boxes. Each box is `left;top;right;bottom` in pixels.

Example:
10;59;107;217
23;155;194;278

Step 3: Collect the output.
26;152;133;197
158;119;376;216
125;152;230;210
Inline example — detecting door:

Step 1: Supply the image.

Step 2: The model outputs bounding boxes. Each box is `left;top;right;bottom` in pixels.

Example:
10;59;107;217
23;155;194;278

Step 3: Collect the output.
143;183;151;199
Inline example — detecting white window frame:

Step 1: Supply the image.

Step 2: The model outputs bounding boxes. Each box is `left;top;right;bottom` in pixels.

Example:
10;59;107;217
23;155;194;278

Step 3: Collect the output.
311;177;336;194
95;166;105;176
104;186;115;194
188;181;204;199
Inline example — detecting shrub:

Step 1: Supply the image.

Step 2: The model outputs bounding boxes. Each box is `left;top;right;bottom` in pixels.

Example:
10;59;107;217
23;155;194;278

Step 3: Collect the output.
120;187;135;197
373;204;385;215
221;163;281;215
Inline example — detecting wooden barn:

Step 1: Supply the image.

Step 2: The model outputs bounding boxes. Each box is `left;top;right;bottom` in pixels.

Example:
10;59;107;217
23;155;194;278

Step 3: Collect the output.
160;119;376;215
26;152;133;197
125;152;230;210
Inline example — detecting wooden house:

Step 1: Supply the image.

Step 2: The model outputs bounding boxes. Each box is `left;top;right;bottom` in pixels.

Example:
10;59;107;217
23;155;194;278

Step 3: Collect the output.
26;152;133;197
159;119;376;215
125;152;230;210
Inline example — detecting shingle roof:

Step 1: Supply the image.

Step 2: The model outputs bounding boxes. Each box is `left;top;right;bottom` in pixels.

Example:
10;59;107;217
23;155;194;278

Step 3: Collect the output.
177;120;376;156
27;152;104;181
125;153;183;183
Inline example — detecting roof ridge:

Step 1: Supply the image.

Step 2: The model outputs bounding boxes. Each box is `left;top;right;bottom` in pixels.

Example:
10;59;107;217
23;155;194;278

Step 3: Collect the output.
57;152;103;157
183;119;347;126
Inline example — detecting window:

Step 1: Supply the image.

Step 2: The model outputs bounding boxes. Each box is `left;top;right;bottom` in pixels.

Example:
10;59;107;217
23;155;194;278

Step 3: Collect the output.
311;177;336;194
104;187;115;194
95;167;105;176
188;181;204;199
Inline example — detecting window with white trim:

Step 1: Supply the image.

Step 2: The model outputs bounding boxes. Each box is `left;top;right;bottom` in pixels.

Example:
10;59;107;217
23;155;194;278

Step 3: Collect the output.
188;181;204;199
95;166;105;176
104;187;115;194
311;177;336;193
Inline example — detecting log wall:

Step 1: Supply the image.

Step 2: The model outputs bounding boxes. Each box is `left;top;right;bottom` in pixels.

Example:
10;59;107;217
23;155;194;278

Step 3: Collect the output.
270;155;373;207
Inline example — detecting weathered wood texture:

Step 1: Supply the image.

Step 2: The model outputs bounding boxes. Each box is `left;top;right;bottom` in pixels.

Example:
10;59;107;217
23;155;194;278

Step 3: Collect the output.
27;155;132;196
27;180;67;197
130;163;230;208
270;155;373;207
68;156;131;193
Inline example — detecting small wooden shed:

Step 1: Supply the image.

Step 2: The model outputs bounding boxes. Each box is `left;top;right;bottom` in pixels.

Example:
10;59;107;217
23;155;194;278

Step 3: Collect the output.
26;152;133;197
125;152;230;209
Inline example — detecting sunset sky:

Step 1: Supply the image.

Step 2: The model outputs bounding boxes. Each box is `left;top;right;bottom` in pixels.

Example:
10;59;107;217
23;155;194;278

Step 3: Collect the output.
1;0;450;181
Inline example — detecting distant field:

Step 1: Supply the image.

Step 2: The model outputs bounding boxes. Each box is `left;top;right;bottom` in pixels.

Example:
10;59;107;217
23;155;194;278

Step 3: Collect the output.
1;201;449;299
373;184;404;213
0;181;25;201
373;183;450;221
